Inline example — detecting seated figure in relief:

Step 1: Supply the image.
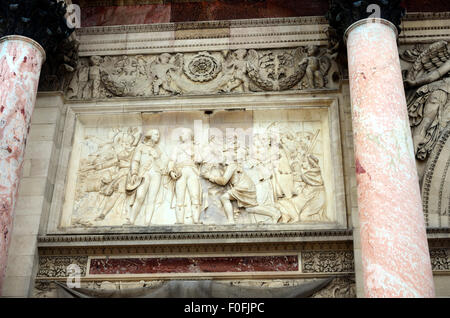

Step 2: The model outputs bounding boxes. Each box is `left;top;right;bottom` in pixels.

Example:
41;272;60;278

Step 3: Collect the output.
125;128;167;225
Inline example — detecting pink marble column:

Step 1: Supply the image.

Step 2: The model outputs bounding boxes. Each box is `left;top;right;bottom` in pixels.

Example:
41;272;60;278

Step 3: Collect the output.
345;18;435;297
0;35;45;294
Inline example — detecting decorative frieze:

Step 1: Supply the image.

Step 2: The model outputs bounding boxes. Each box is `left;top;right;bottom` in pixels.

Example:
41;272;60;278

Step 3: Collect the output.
430;248;450;271
310;276;356;298
301;250;354;273
65;46;339;100
37;256;88;278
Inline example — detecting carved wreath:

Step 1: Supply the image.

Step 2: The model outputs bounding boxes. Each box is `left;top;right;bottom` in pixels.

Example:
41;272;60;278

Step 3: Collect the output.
183;52;222;82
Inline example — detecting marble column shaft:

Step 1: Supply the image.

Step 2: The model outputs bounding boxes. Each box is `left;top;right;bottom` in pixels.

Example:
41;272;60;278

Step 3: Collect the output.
0;35;45;294
345;19;435;297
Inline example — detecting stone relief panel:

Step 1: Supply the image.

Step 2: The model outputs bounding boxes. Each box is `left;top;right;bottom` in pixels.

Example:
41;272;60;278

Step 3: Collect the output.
60;109;340;229
401;41;450;228
65;46;339;100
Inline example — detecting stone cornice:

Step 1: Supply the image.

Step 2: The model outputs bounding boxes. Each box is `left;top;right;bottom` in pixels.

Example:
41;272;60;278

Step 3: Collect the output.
76;16;329;36
74;12;450;36
403;12;450;21
37;229;354;247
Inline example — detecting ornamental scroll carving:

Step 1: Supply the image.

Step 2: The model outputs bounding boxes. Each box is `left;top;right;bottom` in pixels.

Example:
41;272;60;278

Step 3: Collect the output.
401;41;450;228
65;110;335;228
65;46;338;99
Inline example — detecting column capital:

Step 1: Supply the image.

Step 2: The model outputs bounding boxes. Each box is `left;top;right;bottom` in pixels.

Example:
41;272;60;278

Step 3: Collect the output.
326;0;405;42
0;35;46;62
343;18;398;44
0;0;74;54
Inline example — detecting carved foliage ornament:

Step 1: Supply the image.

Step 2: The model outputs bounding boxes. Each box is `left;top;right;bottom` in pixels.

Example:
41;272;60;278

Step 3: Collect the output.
301;251;354;273
37;256;88;278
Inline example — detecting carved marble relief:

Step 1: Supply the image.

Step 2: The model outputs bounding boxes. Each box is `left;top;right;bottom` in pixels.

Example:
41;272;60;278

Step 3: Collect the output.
63;110;335;228
401;41;450;227
65;46;338;100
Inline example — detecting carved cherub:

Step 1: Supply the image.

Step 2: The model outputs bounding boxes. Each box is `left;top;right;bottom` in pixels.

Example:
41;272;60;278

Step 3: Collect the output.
403;41;450;161
148;53;183;95
89;56;102;99
220;49;250;92
299;45;331;89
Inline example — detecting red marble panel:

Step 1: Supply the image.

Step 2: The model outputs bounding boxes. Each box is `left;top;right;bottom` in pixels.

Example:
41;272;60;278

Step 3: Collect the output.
75;0;449;28
81;4;171;27
404;0;450;12
89;255;298;275
170;0;328;23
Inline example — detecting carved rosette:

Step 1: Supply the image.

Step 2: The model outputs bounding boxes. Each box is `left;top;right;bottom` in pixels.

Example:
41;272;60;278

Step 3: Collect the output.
184;52;221;82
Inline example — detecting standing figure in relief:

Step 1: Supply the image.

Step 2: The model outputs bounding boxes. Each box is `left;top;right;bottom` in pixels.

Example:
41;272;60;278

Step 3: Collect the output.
276;129;327;222
221;49;250;93
299;45;330;89
296;154;327;221
149;53;182;95
168;128;202;224
89;56;102;99
269;128;295;200
403;41;450;161
125;129;167;225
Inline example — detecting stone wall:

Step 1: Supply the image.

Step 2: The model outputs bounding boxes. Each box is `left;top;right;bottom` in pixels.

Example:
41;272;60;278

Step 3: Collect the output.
2;93;64;297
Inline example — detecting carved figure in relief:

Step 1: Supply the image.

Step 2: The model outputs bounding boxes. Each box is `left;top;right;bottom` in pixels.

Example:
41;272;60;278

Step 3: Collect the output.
248;134;276;207
278;153;327;222
168;128;203;224
273;130;327;223
202;136;280;224
71;118;331;226
149;53;183;95
89;56;102;99
66;61;89;99
220;49;250;93
299;45;331;89
267;125;295;200
74;128;139;225
125;129;167;225
403;41;450;161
